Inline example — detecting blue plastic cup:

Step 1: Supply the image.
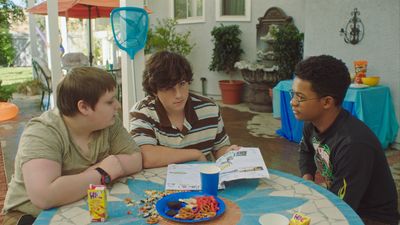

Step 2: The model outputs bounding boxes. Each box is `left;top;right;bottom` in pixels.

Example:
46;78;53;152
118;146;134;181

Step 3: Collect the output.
200;165;221;196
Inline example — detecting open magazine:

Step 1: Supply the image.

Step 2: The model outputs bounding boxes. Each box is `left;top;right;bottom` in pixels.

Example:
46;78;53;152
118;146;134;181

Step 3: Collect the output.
165;147;270;191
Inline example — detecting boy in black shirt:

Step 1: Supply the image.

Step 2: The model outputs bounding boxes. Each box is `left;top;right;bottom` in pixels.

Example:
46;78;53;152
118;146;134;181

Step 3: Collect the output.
292;55;399;225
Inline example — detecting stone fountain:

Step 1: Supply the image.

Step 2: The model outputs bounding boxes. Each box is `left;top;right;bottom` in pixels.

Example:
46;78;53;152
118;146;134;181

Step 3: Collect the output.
235;7;292;112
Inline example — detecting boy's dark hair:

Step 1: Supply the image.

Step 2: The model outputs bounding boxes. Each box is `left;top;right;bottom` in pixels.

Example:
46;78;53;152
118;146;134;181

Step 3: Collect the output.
57;67;116;116
143;51;193;96
295;55;350;106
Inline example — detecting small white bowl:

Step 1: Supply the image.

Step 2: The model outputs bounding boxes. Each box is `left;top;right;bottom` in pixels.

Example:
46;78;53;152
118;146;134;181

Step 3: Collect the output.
259;213;289;225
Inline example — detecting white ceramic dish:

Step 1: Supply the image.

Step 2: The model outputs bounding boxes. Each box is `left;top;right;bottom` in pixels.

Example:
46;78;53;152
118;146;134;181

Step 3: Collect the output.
350;83;369;89
259;213;289;225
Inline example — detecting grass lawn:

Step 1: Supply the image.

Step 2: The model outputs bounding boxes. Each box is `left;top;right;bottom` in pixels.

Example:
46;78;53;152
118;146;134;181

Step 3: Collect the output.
0;67;33;85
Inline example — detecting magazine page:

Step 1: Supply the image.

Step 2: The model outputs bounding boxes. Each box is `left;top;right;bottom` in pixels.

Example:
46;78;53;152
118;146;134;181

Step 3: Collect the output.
216;147;270;183
165;164;226;191
165;148;269;191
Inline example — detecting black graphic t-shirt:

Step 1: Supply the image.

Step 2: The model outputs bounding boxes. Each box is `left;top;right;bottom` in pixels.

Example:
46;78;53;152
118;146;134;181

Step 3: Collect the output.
299;109;399;224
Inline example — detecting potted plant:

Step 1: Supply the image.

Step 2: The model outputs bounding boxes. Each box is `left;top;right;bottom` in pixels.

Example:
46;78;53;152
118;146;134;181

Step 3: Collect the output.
16;79;43;96
145;18;195;56
209;24;244;104
270;23;304;80
0;80;14;102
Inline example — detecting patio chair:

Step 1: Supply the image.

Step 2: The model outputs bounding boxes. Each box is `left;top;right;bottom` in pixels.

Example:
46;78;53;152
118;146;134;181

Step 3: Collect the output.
107;68;122;102
32;58;52;111
61;52;89;71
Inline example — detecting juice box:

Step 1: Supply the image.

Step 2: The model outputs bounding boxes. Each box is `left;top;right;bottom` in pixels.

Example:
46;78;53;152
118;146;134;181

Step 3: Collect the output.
88;184;108;222
289;212;311;225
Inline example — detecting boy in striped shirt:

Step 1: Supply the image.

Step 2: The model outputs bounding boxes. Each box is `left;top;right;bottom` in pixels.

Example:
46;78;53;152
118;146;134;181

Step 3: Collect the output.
130;51;239;168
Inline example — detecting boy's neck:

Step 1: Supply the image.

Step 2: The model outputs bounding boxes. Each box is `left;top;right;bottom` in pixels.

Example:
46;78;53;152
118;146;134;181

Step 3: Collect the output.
312;107;342;134
167;110;185;121
62;115;92;139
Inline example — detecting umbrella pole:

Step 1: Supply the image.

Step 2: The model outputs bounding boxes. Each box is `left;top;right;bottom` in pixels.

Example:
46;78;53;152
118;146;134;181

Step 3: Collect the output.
88;5;93;66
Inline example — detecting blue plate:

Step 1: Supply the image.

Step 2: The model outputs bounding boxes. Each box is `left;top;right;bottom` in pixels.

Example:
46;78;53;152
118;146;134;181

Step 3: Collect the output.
156;192;225;223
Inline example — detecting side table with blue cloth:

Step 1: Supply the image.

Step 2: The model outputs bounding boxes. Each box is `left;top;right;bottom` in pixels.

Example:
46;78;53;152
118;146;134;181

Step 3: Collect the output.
273;80;399;149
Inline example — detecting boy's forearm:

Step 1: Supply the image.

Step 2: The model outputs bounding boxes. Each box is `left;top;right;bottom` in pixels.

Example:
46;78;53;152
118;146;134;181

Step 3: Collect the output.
299;150;316;177
115;152;143;176
141;145;205;168
38;154;141;209
214;146;230;159
35;170;101;209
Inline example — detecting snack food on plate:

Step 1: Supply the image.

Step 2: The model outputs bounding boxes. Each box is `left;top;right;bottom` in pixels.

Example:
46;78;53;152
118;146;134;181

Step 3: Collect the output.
171;196;219;220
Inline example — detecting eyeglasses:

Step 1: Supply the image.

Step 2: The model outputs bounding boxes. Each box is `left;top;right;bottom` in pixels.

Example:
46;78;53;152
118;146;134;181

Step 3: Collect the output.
289;90;322;103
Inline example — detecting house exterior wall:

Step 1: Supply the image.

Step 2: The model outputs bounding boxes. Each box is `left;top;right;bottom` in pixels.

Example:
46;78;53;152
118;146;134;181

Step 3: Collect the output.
149;0;400;143
147;0;306;98
303;0;400;143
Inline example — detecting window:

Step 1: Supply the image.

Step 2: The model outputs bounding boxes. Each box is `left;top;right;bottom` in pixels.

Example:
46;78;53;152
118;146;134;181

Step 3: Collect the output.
216;0;251;22
170;0;205;24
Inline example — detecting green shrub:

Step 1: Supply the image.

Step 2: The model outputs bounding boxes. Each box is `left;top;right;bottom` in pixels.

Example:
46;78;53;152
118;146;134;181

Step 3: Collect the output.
0;80;16;102
0;29;16;66
16;79;43;95
145;18;195;56
0;1;25;66
209;24;244;76
270;23;304;80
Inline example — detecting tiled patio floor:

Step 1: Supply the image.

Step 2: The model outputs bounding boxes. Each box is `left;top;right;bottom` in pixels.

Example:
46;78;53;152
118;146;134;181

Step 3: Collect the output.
1;94;399;222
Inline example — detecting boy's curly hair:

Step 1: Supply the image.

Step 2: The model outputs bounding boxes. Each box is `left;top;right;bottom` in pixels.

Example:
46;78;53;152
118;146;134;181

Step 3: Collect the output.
295;55;350;106
143;51;193;96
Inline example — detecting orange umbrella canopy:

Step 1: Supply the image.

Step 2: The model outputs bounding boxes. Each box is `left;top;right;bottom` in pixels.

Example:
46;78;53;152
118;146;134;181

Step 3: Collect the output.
27;0;152;65
27;0;119;19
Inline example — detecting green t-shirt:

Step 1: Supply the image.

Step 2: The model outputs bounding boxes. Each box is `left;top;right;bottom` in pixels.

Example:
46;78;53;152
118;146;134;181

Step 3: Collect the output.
2;109;139;216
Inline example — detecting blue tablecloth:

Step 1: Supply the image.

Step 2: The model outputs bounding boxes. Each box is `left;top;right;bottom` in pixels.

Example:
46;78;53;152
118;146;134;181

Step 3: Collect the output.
273;80;399;149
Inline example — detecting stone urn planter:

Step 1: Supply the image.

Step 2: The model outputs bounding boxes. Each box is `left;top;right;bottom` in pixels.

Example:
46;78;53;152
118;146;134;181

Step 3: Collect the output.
235;61;280;112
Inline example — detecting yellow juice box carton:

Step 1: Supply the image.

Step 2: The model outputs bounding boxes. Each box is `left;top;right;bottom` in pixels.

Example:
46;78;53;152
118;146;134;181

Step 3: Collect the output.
289;212;311;225
88;184;108;222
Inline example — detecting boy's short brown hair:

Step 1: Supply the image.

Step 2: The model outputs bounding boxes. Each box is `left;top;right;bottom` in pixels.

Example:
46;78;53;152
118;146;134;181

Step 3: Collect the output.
57;67;116;116
142;51;193;96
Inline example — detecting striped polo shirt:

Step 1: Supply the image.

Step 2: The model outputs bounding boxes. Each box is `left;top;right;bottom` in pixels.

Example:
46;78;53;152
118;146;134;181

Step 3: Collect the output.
129;93;230;154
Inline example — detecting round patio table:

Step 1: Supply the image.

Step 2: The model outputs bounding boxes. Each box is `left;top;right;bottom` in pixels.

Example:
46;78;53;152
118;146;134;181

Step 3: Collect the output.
34;167;363;225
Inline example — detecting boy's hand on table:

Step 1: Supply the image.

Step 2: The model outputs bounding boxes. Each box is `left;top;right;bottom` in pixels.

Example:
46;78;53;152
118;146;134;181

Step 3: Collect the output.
302;174;314;181
225;145;241;153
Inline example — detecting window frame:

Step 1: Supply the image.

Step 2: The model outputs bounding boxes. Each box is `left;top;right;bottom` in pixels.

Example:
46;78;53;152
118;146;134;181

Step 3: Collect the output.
215;0;251;22
169;0;206;24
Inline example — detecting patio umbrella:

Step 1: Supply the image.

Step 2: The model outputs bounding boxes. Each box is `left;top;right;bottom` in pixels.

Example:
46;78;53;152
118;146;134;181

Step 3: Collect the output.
27;0;119;66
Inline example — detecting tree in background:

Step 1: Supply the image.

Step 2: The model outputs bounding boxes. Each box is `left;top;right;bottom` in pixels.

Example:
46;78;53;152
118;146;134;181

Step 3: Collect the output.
144;18;194;56
270;23;303;80
209;24;243;78
0;0;25;66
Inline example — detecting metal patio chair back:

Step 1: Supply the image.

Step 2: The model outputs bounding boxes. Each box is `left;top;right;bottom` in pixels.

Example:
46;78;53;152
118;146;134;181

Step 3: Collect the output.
32;58;52;111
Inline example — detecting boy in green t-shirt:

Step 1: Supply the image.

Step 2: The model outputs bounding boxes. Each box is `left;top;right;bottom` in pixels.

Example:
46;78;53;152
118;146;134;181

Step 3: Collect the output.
2;67;142;225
